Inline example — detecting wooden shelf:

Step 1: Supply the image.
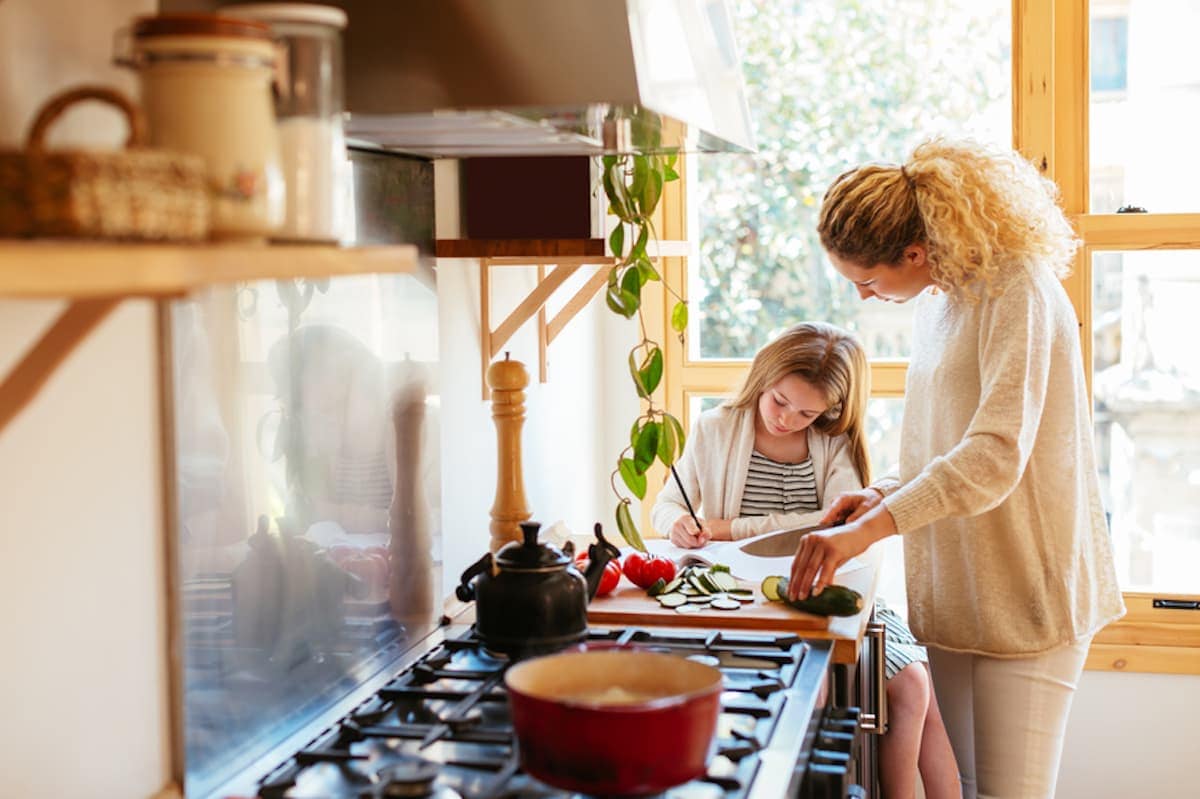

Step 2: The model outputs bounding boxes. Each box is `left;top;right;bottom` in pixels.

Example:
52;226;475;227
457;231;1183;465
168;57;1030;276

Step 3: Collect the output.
0;242;421;299
436;238;605;259
0;241;422;433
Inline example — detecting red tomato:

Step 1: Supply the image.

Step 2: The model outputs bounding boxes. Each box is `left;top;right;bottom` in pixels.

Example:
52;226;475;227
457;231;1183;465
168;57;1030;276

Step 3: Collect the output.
577;555;622;597
623;551;647;586
623;552;676;589
641;555;677;587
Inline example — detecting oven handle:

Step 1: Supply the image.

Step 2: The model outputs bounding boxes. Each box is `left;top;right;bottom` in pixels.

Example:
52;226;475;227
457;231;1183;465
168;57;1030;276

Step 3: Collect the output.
859;619;888;734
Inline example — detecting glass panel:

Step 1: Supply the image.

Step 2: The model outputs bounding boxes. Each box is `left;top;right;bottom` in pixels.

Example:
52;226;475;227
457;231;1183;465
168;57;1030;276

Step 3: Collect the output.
171;274;441;796
691;0;1011;359
1089;1;1200;213
1092;250;1200;593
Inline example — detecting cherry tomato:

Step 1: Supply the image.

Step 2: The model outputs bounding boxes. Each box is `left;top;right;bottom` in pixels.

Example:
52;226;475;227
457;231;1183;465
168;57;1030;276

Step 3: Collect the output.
623;551;676;589
577;555;622;597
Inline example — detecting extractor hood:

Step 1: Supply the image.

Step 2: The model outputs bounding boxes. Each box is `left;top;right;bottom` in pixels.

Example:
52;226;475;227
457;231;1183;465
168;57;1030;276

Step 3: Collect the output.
338;0;755;158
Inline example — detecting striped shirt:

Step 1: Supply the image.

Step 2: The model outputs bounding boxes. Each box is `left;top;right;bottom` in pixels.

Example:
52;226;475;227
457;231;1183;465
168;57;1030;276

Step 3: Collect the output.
738;451;820;516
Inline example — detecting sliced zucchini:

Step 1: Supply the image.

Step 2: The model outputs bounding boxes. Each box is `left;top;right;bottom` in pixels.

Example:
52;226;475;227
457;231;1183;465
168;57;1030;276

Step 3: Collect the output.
760;575;784;602
657;593;688;608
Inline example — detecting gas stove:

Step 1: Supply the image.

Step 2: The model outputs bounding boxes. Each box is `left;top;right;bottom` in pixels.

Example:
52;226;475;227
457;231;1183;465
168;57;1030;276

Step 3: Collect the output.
249;625;836;799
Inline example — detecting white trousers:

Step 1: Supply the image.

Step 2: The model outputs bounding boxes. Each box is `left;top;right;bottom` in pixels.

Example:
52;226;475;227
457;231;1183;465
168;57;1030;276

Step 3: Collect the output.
926;637;1091;799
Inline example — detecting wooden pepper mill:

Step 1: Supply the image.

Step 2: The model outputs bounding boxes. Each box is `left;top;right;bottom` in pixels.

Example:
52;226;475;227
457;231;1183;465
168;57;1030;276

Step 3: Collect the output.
486;353;532;552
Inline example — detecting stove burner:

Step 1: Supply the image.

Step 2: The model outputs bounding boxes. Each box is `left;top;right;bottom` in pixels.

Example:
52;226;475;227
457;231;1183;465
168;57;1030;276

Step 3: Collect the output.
375;754;439;798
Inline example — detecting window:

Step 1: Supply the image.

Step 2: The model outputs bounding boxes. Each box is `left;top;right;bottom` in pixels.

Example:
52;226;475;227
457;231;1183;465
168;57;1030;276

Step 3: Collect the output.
651;0;1200;674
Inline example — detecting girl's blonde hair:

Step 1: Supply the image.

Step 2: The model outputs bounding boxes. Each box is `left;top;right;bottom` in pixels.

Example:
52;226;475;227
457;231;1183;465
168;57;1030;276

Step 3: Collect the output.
817;138;1079;298
726;322;871;484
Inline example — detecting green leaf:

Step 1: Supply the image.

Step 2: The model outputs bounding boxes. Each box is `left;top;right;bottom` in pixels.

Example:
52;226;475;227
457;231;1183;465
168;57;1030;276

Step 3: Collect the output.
606;285;639;318
631;225;649;260
656;413;678;465
664;165;680;182
636;257;660;282
641;169;663;214
660;412;687;467
618;457;647;499
606;162;635;220
670;301;689;333
638;345;663;396
630;155;648;198
608;224;624;259
621;264;644;297
633;421;659;472
628;349;648;398
616;501;646;552
665;150;678;170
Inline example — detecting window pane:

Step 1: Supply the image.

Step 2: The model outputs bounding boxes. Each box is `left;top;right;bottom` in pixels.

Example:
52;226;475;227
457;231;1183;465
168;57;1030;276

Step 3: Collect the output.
1089;2;1200;213
691;0;1011;359
1092;250;1200;593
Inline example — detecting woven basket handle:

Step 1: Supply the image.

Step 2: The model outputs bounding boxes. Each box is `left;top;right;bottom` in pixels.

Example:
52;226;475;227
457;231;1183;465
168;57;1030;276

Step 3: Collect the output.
26;85;147;152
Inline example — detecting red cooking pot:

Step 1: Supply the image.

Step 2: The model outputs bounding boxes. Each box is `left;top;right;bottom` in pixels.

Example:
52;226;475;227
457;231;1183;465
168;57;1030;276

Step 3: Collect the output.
504;649;722;795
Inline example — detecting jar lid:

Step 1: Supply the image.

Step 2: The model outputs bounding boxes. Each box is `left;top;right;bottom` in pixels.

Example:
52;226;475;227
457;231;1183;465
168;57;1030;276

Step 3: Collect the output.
220;3;348;29
132;13;274;41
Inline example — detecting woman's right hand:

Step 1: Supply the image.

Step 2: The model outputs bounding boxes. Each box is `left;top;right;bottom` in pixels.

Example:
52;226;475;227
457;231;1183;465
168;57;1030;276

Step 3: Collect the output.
820;488;883;526
669;516;710;549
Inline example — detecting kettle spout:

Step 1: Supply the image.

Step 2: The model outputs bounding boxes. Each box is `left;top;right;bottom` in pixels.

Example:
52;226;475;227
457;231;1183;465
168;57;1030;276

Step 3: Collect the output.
583;523;622;601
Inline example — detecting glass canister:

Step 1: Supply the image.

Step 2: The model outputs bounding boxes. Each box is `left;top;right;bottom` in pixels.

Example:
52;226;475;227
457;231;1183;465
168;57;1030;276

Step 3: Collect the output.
117;14;285;240
221;3;349;243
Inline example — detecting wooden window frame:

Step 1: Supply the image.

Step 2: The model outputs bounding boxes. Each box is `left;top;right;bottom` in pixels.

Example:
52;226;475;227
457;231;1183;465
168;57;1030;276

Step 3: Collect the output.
643;0;1199;675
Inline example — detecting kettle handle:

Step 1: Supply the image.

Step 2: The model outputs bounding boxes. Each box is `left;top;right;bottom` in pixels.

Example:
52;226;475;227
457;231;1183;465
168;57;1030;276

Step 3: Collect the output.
583;523;622;601
455;552;493;602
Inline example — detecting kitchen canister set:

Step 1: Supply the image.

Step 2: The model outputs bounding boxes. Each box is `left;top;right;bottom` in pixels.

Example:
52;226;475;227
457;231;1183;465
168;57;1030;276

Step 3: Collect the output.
115;4;349;242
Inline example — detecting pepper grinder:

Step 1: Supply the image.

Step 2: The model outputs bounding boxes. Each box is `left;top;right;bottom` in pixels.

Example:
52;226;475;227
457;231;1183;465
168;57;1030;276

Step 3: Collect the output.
486;353;532;552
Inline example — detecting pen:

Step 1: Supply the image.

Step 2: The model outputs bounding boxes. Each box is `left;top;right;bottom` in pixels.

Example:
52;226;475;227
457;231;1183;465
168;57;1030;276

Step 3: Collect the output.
669;464;704;535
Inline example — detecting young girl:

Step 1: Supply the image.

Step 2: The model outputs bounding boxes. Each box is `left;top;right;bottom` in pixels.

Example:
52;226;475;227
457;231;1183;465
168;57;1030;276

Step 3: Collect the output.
651;321;960;799
794;138;1125;798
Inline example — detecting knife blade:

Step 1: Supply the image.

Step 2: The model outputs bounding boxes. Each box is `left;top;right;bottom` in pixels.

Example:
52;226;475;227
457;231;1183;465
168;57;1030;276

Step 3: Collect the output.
736;523;829;557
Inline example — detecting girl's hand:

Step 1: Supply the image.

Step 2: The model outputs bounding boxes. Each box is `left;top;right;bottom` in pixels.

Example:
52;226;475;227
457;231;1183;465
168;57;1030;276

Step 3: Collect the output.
820;487;883;526
669;516;710;549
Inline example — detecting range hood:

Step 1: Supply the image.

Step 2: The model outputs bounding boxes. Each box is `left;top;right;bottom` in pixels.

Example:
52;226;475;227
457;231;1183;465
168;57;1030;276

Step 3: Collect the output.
338;0;755;158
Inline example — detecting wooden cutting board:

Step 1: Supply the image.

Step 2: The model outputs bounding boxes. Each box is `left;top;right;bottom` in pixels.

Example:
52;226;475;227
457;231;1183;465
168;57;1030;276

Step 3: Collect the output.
586;583;831;631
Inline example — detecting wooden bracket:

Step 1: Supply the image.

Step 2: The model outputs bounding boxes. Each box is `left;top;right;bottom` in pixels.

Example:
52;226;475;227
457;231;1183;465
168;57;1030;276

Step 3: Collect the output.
480;256;615;399
0;297;121;433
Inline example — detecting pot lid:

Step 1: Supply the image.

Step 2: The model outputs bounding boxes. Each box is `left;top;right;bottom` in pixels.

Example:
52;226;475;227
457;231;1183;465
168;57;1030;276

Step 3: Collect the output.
495;521;570;570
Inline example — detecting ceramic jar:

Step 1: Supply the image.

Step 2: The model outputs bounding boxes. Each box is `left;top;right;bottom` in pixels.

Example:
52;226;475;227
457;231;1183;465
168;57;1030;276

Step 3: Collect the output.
119;14;284;239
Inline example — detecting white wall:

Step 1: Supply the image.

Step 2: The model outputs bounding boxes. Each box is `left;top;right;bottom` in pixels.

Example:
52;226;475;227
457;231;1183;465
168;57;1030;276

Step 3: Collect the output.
0;3;171;797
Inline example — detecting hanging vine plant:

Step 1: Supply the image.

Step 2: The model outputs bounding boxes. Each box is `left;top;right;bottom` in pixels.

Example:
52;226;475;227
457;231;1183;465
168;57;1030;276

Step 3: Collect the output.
600;149;688;551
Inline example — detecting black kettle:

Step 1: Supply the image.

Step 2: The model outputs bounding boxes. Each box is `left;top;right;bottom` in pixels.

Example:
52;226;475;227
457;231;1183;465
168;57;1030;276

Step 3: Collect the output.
455;521;621;657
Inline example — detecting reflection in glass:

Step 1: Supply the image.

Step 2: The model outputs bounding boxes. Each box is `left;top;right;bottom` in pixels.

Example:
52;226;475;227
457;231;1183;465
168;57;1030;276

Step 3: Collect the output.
1092;250;1200;593
170;274;440;796
1090;1;1200;213
691;0;1010;359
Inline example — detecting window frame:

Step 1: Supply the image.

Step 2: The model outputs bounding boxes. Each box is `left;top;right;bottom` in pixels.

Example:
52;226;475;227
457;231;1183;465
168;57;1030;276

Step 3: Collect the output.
643;0;1200;675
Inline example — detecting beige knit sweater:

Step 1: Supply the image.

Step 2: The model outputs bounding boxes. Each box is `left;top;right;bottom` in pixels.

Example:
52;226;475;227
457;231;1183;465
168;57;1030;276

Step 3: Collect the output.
877;263;1125;656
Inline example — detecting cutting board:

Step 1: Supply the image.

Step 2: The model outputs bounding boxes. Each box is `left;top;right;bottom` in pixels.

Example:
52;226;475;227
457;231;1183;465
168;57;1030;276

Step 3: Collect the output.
586;582;831;632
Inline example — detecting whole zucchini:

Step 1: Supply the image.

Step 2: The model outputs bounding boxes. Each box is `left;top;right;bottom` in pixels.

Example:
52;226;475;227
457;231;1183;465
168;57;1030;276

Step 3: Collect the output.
777;577;863;617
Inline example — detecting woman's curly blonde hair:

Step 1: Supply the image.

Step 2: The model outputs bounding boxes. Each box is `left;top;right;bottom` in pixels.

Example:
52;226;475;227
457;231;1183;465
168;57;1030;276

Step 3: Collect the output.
817;138;1079;299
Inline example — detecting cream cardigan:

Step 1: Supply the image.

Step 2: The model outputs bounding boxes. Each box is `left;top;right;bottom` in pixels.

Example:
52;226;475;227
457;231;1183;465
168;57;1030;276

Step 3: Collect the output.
650;405;862;541
877;263;1125;656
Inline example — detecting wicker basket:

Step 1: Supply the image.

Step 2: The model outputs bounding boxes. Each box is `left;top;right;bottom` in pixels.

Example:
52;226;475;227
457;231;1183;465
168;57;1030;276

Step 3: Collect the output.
0;85;209;241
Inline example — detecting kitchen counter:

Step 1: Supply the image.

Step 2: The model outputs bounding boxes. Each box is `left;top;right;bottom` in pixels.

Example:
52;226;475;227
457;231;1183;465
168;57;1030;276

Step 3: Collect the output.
456;534;885;666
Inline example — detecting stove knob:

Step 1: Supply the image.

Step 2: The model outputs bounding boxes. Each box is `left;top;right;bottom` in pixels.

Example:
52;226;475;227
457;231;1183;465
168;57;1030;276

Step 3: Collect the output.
805;762;849;799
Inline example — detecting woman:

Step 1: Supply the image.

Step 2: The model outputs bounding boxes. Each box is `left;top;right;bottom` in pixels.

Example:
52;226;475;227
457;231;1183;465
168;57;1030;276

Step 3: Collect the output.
652;322;961;798
790;139;1125;798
